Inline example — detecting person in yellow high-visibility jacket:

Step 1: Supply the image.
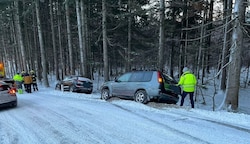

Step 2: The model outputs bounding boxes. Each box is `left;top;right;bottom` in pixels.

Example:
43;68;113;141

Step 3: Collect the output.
13;72;24;94
177;67;197;108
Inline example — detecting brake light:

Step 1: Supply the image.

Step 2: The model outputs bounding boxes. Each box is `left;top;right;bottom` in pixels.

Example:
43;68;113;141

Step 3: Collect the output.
157;71;163;83
8;88;16;95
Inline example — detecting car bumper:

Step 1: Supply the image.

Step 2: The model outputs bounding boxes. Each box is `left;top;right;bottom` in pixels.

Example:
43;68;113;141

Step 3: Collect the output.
0;100;17;108
74;87;93;93
154;93;179;104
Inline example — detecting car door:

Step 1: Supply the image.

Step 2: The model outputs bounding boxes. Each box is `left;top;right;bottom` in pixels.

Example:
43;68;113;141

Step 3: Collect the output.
162;73;181;95
112;72;132;97
126;72;145;97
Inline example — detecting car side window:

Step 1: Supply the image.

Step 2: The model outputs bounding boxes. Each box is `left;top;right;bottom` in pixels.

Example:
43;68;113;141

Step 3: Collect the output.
129;71;153;82
142;72;153;82
117;73;131;82
129;72;143;82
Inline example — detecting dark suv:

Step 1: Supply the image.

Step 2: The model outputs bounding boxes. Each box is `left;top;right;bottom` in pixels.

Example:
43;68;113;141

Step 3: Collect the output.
55;75;93;94
100;70;181;104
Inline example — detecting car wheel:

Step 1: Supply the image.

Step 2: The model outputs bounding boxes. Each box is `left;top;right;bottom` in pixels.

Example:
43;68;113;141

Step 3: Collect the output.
55;84;61;90
134;90;148;104
86;90;92;94
69;86;74;92
101;89;110;100
11;101;17;108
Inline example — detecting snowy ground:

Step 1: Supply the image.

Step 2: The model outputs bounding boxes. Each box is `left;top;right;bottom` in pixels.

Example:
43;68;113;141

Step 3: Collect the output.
0;78;250;144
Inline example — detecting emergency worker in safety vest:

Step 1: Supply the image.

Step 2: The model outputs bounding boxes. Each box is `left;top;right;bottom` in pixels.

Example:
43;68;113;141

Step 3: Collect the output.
177;67;197;108
30;70;38;91
13;72;24;94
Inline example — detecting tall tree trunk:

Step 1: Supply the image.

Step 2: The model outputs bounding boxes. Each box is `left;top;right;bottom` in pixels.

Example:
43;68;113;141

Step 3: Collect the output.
86;0;92;79
206;0;214;74
220;0;232;91
14;1;27;72
49;0;59;80
158;0;165;71
57;1;64;79
126;0;132;72
76;0;84;76
65;0;74;75
102;0;109;81
196;9;205;80
35;0;49;87
179;0;188;77
224;0;244;111
80;0;87;77
10;14;19;73
22;1;32;70
32;3;41;81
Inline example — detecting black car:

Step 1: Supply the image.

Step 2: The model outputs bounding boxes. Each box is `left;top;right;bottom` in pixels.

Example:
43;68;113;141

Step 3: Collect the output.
55;75;93;94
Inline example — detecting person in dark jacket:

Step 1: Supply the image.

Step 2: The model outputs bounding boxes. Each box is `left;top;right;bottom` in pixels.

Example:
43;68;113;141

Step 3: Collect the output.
30;70;38;91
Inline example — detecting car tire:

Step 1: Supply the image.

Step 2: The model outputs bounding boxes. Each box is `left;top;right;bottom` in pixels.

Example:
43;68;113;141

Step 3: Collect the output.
55;84;61;90
69;86;74;92
101;89;110;100
134;90;148;104
86;90;92;94
11;101;17;108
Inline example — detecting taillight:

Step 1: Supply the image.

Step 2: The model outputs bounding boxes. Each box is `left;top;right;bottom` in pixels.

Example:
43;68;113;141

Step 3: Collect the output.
8;88;16;95
157;71;163;83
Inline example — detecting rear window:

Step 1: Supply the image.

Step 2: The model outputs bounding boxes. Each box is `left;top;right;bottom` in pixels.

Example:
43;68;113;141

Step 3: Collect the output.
162;73;177;84
129;71;153;82
0;85;10;91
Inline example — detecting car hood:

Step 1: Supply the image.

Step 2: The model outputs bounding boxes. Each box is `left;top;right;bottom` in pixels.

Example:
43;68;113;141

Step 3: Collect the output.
102;81;115;86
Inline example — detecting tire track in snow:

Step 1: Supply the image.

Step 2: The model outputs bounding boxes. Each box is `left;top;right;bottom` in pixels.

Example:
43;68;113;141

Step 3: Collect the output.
111;103;211;144
148;102;250;133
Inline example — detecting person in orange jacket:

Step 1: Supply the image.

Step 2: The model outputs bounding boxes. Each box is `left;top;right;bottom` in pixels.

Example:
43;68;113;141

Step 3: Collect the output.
23;72;33;93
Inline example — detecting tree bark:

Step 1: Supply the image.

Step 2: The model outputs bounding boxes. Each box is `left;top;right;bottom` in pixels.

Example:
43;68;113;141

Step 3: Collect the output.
80;0;88;77
158;0;165;71
102;0;109;81
76;0;84;76
65;0;74;75
126;0;132;72
14;1;27;72
49;0;59;80
220;0;232;91
35;0;49;87
224;0;244;111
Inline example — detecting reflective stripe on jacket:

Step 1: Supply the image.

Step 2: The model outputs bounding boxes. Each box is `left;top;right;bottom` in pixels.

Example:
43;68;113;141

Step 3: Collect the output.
178;71;197;92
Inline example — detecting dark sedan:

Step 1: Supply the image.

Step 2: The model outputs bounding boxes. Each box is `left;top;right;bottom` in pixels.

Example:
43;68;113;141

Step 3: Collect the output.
55;75;93;94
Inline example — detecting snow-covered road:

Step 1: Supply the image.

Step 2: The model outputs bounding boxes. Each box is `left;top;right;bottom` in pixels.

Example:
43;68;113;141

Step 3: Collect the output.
0;88;250;144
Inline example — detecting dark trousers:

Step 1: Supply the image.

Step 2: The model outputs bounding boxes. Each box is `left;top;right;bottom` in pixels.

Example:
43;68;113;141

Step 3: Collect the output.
180;91;194;108
24;84;32;93
32;83;38;91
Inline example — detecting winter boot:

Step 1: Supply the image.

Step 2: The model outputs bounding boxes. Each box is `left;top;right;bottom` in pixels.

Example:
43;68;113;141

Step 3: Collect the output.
18;89;23;94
